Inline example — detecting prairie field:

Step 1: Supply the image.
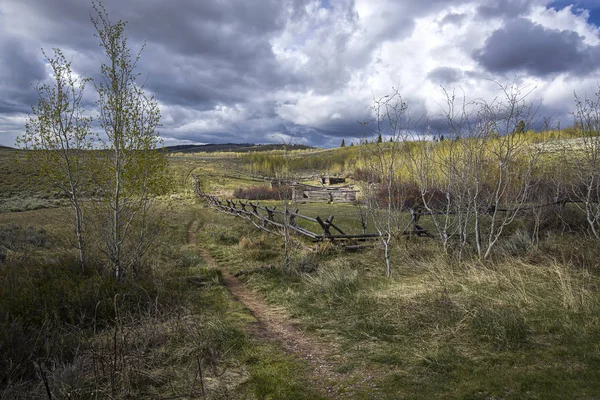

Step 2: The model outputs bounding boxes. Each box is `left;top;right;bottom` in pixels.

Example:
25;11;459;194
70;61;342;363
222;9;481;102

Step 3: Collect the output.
1;138;600;400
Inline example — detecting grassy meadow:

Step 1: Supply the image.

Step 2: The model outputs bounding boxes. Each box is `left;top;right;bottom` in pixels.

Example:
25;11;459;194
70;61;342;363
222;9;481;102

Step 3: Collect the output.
1;133;600;399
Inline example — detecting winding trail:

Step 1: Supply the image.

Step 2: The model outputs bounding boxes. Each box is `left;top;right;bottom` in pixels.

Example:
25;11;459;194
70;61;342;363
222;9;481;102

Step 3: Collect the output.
187;220;345;398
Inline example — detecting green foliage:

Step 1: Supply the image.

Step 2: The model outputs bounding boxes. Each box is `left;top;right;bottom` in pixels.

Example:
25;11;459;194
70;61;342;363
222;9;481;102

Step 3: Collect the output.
241;146;362;176
242;152;289;176
17;48;93;185
90;2;168;280
17;47;93;272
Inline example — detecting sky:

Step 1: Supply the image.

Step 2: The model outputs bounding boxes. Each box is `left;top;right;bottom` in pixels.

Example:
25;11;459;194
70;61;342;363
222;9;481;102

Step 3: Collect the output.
1;0;600;148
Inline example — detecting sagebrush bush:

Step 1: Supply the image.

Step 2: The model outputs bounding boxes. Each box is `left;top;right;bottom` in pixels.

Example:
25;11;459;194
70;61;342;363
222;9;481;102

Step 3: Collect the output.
0;223;50;251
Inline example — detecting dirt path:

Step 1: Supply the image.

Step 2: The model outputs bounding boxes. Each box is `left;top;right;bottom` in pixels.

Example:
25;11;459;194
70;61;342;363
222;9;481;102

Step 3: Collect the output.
187;220;344;397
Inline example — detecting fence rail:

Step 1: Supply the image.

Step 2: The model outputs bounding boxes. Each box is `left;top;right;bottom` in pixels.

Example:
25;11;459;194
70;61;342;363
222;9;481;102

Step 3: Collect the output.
192;175;579;245
192;174;384;243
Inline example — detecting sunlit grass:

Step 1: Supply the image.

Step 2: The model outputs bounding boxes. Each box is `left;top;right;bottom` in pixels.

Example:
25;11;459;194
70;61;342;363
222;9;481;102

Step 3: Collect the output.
192;205;600;398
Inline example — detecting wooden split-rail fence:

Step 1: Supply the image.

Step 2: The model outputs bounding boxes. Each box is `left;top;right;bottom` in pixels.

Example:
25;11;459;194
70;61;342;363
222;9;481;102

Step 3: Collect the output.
192;174;382;244
191;174;592;248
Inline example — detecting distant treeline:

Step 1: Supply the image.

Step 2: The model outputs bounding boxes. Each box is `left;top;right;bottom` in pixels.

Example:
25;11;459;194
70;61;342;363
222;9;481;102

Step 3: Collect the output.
165;143;314;154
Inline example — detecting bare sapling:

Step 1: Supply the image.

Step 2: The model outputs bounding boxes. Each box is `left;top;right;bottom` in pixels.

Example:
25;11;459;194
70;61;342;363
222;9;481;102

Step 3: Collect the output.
440;82;539;259
477;83;539;259
565;88;600;240
273;133;296;270
407;121;461;252
359;88;411;277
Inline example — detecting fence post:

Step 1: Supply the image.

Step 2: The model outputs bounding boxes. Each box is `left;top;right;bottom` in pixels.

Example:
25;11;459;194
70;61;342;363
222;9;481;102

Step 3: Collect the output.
266;207;275;223
289;208;299;227
315;215;333;239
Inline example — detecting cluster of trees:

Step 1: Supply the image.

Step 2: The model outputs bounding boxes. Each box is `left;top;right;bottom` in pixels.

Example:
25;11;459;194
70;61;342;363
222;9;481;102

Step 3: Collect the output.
17;2;167;280
356;84;600;275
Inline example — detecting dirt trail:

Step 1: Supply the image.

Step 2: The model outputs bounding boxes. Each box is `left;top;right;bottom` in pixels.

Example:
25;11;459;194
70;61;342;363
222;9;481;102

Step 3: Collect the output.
187;220;344;397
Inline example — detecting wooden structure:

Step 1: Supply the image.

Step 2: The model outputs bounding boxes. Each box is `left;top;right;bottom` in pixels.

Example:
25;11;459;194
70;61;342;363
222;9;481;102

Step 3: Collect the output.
320;176;346;185
291;183;357;203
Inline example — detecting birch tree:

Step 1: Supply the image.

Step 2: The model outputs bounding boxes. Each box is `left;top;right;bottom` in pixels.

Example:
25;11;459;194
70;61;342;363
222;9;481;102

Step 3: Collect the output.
360;89;410;278
18;48;92;273
91;2;166;280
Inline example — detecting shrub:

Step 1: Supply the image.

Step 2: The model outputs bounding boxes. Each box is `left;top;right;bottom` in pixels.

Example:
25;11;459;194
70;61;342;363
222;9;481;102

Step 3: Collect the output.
371;181;444;209
0;223;50;251
233;185;292;200
0;252;165;386
352;167;380;183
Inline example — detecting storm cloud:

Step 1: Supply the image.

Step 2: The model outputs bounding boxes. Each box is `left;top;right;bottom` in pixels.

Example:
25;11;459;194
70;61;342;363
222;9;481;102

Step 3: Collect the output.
474;18;600;77
1;0;599;147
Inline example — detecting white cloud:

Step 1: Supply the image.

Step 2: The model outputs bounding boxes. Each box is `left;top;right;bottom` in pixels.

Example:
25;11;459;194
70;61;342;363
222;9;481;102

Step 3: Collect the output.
1;0;600;147
530;4;600;45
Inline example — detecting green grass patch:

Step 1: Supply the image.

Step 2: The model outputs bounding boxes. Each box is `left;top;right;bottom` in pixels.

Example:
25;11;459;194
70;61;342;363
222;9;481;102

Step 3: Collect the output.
196;206;600;398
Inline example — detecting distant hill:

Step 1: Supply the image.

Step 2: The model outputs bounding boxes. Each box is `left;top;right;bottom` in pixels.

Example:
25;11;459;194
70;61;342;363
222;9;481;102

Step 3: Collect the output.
164;143;314;153
0;145;15;151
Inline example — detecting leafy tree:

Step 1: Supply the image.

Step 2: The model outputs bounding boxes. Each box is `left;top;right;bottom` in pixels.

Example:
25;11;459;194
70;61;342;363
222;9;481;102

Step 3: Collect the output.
90;2;167;280
340;138;346;147
18;49;92;273
377;133;383;143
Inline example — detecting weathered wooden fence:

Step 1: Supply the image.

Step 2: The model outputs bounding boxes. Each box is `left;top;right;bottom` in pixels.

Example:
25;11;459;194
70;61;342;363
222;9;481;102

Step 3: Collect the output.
192;174;599;252
192;174;381;243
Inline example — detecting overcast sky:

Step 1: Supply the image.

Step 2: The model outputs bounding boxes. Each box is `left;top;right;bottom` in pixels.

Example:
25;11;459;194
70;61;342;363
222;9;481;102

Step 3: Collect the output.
1;0;599;147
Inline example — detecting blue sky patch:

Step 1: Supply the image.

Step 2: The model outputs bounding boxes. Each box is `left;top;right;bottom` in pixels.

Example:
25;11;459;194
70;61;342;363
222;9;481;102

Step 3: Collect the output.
550;0;600;27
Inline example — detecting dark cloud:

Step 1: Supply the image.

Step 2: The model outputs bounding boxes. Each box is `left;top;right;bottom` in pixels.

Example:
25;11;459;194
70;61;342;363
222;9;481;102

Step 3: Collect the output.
0;39;46;114
439;12;468;26
477;0;535;19
427;67;463;85
474;18;600;77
